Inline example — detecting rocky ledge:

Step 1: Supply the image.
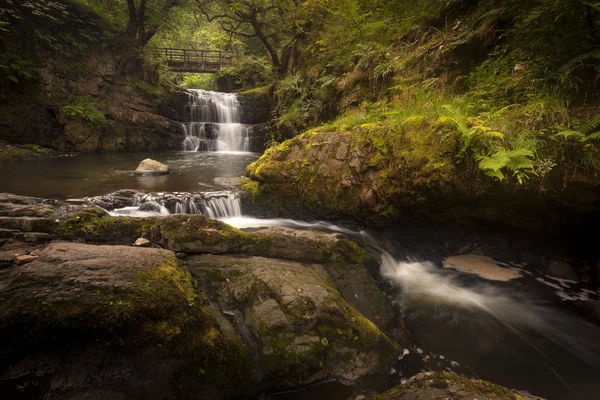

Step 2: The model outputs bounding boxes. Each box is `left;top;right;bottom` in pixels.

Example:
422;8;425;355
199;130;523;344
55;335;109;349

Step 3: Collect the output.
0;193;550;399
242;126;600;233
0;193;400;398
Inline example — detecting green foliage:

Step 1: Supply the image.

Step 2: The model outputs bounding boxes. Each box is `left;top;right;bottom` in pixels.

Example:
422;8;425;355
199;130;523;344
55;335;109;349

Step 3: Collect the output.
180;74;216;91
61;97;110;126
217;55;273;91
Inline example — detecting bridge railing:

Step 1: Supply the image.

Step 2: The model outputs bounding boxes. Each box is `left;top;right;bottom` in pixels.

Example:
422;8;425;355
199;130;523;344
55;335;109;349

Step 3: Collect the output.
151;48;235;73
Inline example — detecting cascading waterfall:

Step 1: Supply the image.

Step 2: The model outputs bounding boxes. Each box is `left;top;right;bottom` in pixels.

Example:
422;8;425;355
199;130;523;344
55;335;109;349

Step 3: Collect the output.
90;190;242;219
182;89;251;152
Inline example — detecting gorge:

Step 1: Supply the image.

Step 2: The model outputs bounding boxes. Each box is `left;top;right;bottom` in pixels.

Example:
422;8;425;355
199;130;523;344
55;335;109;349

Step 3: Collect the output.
1;1;600;399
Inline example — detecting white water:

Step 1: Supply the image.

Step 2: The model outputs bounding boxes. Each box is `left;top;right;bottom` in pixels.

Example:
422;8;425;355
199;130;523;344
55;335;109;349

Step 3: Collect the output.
224;217;600;366
104;191;242;219
380;254;600;363
182;89;251;152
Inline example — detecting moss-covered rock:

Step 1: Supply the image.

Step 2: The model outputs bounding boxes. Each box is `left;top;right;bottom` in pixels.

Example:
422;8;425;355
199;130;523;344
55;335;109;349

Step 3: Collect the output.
243;125;600;230
186;254;401;389
368;371;542;400
0;242;249;399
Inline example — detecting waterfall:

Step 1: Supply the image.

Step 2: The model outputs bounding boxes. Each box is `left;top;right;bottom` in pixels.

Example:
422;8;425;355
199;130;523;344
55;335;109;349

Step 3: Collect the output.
181;89;251;152
90;190;242;219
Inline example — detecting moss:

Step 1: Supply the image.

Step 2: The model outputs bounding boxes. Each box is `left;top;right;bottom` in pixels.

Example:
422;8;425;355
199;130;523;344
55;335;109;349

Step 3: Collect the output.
369;371;526;400
0;143;60;162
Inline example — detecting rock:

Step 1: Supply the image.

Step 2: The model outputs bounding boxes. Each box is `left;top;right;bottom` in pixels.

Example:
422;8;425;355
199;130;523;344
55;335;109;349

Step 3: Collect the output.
242;127;600;231
567;300;600;324
0;242;247;399
214;176;242;186
14;254;39;265
250;226;367;264
0;251;16;268
87;189;141;210
368;371;543;399
133;158;171;176
133;237;150;247
17;232;55;243
544;260;579;281
188;254;399;388
137;201;162;213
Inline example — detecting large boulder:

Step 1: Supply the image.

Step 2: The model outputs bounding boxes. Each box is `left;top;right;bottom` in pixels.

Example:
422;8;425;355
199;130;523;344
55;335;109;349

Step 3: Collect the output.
242;126;600;230
133;158;172;176
0;242;248;399
186;254;399;389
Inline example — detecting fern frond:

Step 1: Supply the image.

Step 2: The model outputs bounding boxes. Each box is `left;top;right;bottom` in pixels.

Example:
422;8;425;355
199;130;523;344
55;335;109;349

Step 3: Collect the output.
484;169;505;181
477;154;509;171
586;131;600;141
506;155;534;171
555;130;585;140
579;114;600;135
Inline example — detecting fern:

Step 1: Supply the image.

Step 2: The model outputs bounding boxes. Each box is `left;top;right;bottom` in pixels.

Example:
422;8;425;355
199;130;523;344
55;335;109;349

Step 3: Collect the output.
579;114;600;135
477;149;535;183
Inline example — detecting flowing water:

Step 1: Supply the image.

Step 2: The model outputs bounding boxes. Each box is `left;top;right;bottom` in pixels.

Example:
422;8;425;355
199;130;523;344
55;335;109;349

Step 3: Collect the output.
182;89;252;152
2;98;600;398
222;217;600;400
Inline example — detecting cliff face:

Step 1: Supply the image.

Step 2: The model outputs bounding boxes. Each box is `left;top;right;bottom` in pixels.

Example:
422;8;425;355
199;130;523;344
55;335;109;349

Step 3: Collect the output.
0;55;185;158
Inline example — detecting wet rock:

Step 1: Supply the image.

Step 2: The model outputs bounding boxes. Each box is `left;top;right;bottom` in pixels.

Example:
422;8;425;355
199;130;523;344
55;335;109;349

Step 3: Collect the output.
133;237;150;247
137;201;162;213
250;226;367;264
88;189;141;210
14;254;39;265
214;176;242;186
544;260;579;281
568;300;600;325
188;254;399;388
368;371;543;400
133;158;171;176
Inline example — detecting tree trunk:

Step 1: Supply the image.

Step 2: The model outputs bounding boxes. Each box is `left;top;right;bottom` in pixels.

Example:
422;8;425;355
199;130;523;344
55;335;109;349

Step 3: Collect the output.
249;10;281;73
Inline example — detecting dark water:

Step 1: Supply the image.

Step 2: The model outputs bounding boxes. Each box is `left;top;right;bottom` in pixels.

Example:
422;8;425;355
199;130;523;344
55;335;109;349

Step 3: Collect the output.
0;152;258;200
3;154;600;400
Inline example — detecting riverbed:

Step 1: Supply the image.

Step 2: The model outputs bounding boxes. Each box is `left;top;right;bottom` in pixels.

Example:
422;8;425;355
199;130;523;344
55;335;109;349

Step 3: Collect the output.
2;152;600;400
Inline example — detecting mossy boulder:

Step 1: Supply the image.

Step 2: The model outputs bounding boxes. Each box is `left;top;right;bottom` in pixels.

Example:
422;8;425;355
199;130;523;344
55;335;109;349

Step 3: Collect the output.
0;242;249;399
368;371;542;400
186;254;400;389
0;194;369;264
243;125;600;230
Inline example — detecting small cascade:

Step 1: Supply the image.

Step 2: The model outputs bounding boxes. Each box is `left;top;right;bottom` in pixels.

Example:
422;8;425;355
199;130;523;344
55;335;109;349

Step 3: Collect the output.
181;89;252;152
89;190;242;219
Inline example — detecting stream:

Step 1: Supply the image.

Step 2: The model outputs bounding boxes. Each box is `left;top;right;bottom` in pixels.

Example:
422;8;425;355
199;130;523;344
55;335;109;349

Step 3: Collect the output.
2;90;600;399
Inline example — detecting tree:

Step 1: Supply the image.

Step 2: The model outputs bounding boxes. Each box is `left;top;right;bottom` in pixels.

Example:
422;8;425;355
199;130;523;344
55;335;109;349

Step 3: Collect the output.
125;0;183;46
193;0;322;74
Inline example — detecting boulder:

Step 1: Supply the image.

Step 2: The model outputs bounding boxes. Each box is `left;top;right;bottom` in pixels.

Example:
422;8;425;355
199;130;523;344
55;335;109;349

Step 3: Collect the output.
187;254;399;388
544;260;579;281
0;242;248;399
368;371;542;400
133;158;171;176
134;237;150;247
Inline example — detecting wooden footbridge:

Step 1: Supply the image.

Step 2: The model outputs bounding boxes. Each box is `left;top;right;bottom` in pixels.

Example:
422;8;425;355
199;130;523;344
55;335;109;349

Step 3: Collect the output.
156;48;235;73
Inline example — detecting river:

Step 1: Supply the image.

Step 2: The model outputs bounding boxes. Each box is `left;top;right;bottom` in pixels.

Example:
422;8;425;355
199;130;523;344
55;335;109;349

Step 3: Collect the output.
1;89;600;399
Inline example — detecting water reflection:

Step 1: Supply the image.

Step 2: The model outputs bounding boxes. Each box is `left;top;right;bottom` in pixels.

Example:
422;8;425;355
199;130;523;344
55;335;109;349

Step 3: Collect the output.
0;152;259;199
